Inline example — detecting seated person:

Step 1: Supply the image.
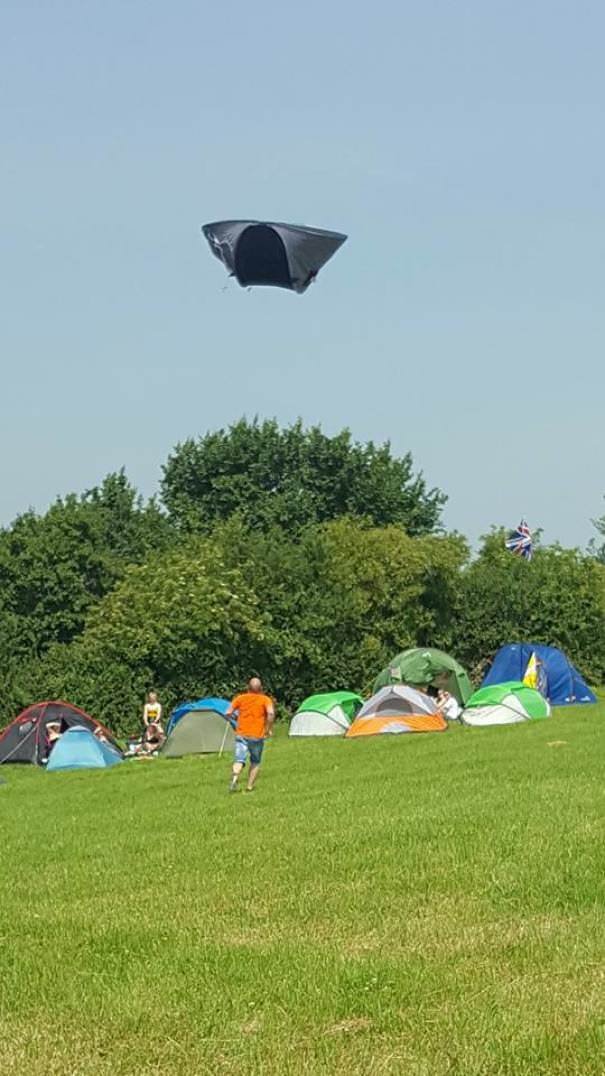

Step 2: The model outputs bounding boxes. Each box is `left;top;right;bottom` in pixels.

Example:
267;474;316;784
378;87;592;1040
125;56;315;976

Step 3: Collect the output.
42;721;62;762
136;722;165;755
436;689;461;721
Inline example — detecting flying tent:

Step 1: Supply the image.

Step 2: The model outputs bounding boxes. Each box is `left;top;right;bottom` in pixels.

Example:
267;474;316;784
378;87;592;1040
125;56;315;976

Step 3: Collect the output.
162;698;235;758
482;644;595;705
202;220;347;293
0;701;119;766
373;648;473;704
462;682;551;727
47;726;123;771
289;692;362;737
346;685;448;738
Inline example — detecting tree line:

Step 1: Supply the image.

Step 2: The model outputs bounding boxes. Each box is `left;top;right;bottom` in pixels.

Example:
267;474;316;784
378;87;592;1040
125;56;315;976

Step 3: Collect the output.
1;419;603;736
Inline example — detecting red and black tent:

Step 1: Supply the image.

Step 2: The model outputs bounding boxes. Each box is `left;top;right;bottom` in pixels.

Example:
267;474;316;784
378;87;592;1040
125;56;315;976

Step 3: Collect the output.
0;701;120;765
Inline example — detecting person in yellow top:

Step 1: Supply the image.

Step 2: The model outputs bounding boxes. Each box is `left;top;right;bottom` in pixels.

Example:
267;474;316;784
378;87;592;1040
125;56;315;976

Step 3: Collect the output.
226;677;275;793
142;691;163;734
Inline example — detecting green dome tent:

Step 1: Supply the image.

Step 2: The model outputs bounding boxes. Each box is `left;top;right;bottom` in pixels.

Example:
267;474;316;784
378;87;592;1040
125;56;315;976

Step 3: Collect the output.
373;648;472;704
289;691;362;737
462;681;551;727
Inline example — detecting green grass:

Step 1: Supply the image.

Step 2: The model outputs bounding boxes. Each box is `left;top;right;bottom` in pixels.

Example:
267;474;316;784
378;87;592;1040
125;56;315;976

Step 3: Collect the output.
2;703;605;1075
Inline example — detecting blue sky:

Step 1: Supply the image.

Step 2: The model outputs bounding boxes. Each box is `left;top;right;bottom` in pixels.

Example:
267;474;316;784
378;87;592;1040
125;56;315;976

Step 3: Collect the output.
1;0;603;547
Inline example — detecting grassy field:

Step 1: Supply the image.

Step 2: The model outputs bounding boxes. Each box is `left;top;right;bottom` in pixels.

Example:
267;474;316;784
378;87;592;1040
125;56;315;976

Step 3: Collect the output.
1;703;605;1075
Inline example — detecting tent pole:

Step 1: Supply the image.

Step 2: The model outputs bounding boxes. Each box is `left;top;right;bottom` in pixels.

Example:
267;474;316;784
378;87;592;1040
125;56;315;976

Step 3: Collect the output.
219;723;229;758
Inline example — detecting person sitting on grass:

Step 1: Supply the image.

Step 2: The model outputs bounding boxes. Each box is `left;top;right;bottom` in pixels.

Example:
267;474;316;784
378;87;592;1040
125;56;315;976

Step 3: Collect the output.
226;678;275;794
137;722;165;756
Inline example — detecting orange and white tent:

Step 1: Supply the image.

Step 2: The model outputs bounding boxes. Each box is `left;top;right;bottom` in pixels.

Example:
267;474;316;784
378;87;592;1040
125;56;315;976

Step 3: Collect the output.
345;685;447;738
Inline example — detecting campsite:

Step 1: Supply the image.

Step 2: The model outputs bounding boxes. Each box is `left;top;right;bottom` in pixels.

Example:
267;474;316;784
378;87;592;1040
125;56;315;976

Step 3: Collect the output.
1;639;604;1074
3;2;605;1073
0;432;603;1075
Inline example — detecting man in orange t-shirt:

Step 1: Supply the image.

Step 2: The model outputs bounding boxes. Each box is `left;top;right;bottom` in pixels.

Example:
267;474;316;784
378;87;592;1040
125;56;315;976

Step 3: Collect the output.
227;677;275;793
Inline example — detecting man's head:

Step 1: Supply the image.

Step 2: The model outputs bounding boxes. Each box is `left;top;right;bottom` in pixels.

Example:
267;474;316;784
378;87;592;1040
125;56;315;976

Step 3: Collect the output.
248;677;263;693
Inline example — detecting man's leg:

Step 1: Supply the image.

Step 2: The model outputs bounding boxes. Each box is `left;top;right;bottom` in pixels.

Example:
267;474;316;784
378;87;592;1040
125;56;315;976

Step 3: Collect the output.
246;763;260;791
230;761;244;789
230;738;247;791
245;740;264;792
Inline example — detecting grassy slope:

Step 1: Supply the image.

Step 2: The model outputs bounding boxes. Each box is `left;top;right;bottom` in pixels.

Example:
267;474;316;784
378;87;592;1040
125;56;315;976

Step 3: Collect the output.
1;703;605;1075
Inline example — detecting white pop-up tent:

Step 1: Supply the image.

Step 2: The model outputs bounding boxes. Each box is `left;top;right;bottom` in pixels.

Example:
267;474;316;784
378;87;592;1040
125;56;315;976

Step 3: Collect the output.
289;692;362;737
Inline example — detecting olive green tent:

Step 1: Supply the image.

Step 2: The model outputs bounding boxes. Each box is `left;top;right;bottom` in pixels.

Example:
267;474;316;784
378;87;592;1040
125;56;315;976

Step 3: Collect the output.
161;706;235;758
373;648;472;704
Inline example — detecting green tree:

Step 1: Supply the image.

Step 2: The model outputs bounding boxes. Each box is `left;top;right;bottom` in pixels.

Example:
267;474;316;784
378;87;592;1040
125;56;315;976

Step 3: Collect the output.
18;540;274;734
0;471;172;664
589;499;605;563
216;516;467;706
161;418;446;536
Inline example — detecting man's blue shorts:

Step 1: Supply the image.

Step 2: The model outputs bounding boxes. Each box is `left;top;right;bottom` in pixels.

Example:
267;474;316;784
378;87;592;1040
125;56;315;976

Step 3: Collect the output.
234;736;265;767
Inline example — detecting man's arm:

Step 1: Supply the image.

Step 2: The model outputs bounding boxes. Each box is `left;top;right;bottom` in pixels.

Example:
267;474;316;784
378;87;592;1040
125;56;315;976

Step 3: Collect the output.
265;704;275;737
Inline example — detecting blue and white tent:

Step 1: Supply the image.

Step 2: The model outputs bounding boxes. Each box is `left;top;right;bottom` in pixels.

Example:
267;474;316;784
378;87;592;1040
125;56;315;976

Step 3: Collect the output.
482;644;595;705
47;726;123;771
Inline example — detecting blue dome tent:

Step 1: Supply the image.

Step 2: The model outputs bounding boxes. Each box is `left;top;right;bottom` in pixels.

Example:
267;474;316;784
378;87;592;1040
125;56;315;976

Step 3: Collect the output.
482;644;595;705
166;698;232;735
47;726;123;772
162;698;235;758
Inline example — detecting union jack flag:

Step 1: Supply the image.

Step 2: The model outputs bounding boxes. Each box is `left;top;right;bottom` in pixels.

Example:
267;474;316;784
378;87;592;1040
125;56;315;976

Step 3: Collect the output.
505;519;533;560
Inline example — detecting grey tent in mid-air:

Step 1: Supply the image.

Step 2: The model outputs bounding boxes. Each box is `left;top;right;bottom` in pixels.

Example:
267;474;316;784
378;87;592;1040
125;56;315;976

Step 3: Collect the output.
201;220;347;293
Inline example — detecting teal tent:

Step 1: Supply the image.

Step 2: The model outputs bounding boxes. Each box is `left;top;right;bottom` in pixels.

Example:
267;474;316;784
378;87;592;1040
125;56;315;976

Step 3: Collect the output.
47;726;123;772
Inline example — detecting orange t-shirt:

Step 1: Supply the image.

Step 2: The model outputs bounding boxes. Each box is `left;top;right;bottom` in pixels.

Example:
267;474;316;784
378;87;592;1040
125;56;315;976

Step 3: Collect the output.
231;693;273;739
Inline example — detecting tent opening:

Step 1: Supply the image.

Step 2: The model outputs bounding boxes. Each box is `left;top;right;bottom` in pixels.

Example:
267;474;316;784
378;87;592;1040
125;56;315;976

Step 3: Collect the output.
235;225;291;288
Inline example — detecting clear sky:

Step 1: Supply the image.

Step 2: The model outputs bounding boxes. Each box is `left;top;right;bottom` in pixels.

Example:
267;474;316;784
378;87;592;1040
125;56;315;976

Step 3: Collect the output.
2;1;603;547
